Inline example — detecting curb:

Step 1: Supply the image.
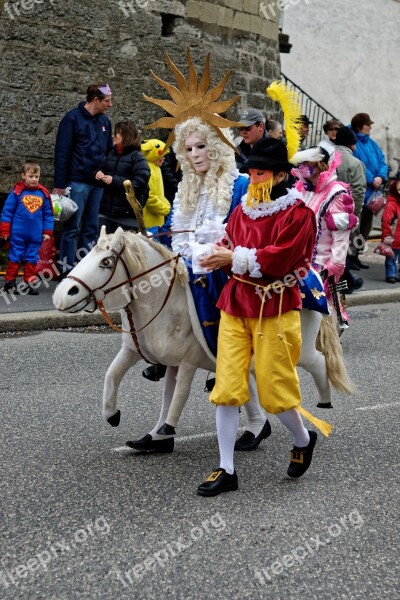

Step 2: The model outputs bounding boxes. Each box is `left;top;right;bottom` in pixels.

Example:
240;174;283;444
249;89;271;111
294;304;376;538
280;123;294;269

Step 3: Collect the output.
0;289;398;332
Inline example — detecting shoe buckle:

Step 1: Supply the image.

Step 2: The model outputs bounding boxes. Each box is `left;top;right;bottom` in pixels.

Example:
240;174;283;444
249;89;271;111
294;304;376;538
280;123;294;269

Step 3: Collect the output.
290;450;304;464
207;470;222;482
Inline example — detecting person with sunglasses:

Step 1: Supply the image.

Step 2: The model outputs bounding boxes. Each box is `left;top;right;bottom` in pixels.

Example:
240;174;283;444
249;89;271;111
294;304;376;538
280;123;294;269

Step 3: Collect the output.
235;108;267;169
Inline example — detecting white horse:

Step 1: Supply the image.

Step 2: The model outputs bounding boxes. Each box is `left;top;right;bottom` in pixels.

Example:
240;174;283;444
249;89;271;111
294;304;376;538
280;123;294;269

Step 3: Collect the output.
53;227;353;449
53;227;267;449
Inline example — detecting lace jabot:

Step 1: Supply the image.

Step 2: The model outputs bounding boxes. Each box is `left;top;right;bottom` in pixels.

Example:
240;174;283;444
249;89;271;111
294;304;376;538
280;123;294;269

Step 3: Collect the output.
241;187;303;220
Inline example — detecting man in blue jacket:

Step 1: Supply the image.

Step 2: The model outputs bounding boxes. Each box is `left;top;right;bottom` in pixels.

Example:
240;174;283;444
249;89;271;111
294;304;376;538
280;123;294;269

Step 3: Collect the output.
350;113;389;253
53;83;113;276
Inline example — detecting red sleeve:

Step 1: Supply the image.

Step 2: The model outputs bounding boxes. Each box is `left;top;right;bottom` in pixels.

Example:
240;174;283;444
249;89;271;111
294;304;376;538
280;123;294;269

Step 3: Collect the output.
381;199;396;240
0;222;11;236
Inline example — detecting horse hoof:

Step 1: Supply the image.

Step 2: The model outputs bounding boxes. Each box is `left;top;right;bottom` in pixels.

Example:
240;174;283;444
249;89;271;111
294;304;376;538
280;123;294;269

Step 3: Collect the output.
126;434;174;453
157;423;176;436
107;410;121;427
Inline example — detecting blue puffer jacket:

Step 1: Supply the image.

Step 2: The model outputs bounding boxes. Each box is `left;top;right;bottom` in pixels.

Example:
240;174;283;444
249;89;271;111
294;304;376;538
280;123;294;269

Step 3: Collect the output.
54;102;112;188
351;131;389;204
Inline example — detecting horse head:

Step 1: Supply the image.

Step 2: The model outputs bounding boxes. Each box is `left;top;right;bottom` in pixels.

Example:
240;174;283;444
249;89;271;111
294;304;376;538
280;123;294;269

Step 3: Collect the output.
53;226;143;313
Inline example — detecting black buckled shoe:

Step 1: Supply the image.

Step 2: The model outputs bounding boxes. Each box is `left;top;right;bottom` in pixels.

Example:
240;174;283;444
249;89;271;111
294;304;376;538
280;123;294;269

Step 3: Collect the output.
287;430;317;478
142;364;167;381
197;468;238;497
125;434;174;453
317;402;333;409
234;418;271;451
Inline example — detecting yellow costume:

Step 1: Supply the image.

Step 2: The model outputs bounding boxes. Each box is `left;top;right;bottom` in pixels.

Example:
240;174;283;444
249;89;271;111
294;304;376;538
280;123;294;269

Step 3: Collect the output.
140;139;171;229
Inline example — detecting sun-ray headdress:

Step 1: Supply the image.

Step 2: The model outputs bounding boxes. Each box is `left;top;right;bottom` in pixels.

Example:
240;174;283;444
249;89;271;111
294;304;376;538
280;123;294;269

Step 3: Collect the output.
144;48;244;153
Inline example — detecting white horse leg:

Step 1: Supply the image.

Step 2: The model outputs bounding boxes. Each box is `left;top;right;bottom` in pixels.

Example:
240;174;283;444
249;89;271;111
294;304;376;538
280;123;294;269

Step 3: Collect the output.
242;372;268;436
149;366;178;440
160;362;198;431
298;310;332;406
103;345;140;425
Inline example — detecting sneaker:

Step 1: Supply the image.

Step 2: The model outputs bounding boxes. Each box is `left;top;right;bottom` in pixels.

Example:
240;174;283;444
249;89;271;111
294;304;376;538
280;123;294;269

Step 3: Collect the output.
287;430;318;478
234;418;271;451
385;277;398;284
197;468;238;497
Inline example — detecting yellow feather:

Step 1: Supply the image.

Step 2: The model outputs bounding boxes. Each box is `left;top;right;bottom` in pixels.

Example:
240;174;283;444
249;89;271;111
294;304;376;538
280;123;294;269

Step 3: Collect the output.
266;81;302;161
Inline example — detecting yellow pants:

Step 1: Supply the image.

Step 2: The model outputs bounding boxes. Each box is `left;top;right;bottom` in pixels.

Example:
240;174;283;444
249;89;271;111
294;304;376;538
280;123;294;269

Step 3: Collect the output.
210;310;302;414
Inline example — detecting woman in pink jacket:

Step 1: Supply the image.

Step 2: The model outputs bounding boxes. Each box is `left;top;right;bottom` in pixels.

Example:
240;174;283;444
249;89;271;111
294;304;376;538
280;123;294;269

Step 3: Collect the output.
293;145;358;408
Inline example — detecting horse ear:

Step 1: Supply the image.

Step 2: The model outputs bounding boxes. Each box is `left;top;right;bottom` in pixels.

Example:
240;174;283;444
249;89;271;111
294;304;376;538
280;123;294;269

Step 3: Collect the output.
99;225;107;239
110;227;124;250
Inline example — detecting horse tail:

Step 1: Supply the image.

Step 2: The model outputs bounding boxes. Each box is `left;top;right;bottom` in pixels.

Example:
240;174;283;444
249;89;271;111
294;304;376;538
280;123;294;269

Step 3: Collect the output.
316;316;356;395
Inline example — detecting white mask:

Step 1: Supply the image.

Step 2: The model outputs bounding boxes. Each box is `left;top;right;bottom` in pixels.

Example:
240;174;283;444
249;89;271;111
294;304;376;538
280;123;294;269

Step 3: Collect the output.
184;134;211;174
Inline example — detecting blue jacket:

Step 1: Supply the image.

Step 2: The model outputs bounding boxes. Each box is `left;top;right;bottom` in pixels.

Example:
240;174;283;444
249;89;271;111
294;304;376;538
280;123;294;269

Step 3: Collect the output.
54;102;112;188
352;132;389;203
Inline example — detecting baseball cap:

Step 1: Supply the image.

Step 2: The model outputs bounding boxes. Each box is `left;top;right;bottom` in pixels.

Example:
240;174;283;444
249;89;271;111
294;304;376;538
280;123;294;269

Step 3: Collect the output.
238;108;264;126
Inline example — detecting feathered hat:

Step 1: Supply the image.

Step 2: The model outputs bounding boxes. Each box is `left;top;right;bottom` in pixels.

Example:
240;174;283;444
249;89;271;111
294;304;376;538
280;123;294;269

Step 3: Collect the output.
144;48;244;153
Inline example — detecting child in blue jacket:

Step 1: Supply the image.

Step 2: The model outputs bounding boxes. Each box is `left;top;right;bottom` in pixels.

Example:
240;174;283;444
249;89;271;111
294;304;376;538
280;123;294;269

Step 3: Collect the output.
0;161;54;295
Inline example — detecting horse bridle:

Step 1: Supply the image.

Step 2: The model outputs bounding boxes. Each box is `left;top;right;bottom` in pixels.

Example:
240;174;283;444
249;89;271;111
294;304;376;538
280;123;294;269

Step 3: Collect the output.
66;243;181;363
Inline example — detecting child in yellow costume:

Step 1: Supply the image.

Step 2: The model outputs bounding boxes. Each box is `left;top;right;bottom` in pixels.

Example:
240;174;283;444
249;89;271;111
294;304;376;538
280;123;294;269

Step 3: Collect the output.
140;139;171;232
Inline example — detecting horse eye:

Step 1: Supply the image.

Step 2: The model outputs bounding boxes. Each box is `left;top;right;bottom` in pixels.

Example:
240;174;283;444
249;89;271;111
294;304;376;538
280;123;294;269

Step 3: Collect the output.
100;256;114;269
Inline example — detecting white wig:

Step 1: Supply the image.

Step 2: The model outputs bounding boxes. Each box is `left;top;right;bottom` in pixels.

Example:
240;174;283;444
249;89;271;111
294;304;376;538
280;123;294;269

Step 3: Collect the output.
173;117;237;214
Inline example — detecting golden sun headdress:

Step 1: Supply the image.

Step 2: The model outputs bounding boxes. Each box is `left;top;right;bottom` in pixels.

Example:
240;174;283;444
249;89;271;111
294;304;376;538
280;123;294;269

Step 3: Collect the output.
144;48;244;153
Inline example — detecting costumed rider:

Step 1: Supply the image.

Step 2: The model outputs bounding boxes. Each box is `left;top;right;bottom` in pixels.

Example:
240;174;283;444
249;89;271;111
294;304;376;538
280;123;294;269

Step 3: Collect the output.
293;141;357;409
196;81;333;497
126;49;270;453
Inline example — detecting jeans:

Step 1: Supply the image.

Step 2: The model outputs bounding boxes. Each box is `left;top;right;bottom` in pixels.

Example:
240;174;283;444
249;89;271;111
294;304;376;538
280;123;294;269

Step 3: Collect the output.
385;249;400;278
59;182;104;273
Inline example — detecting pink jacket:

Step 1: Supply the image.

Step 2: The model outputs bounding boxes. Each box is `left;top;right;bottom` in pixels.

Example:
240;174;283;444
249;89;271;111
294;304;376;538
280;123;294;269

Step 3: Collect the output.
295;152;358;278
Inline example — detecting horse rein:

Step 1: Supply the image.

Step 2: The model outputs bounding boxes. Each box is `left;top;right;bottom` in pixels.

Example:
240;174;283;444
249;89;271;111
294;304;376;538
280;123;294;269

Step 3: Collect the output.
66;243;182;363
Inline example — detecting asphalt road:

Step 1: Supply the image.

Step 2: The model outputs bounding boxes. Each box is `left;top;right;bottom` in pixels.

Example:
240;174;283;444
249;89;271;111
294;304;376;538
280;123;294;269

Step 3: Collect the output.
0;303;399;600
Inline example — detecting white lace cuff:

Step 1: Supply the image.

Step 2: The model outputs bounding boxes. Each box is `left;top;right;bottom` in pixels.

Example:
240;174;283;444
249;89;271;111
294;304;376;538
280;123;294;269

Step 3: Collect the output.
232;246;262;278
247;248;262;277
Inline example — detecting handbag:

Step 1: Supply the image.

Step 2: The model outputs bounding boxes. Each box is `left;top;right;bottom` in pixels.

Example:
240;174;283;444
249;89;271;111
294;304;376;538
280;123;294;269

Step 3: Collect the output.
367;191;385;215
373;242;394;258
298;268;330;315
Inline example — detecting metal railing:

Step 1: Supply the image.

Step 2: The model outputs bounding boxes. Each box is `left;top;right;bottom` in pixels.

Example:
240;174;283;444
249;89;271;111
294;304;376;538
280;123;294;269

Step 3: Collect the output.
281;72;339;147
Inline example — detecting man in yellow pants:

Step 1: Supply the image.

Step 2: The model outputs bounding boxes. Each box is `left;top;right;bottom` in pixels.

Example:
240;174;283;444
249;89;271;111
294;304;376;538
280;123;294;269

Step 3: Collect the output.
197;136;324;496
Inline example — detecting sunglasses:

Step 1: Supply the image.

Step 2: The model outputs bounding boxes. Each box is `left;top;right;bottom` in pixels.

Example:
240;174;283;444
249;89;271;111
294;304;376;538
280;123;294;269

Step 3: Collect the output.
239;123;260;132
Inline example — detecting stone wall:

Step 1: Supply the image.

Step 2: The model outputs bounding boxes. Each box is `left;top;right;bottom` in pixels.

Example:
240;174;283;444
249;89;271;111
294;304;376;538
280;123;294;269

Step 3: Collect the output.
0;0;281;194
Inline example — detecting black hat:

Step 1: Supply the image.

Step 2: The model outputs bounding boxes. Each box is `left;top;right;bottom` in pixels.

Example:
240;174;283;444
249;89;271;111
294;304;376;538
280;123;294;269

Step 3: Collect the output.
299;114;313;125
334;126;358;147
240;138;292;173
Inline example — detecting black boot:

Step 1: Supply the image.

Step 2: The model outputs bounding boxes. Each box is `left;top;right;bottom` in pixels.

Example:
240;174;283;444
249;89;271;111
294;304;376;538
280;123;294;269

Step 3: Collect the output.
4;279;19;294
142;364;167;382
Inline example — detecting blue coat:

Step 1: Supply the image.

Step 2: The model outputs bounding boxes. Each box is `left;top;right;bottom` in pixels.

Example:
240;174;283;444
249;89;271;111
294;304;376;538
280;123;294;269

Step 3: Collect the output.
54;102;112;188
352;132;389;204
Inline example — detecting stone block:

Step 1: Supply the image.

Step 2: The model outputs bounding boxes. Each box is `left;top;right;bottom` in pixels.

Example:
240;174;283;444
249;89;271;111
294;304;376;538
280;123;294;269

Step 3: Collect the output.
249;14;263;35
217;6;234;28
245;0;260;15
224;0;244;10
199;1;218;23
186;0;201;19
232;10;250;31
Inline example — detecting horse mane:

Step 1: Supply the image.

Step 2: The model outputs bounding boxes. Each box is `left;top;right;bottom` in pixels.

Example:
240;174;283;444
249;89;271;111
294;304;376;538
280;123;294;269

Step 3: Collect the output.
121;232;188;286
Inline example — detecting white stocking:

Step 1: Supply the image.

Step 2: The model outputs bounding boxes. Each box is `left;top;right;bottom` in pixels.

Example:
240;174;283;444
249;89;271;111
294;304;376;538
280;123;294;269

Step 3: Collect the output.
216;405;240;475
298;310;332;405
243;372;267;436
277;408;310;448
150;366;178;439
